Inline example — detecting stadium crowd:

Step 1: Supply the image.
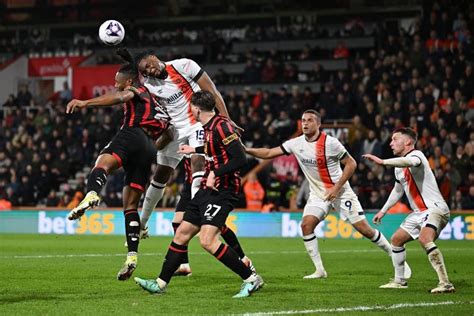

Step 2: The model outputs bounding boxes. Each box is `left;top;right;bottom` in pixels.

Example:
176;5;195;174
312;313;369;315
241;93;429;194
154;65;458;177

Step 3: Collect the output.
0;1;473;211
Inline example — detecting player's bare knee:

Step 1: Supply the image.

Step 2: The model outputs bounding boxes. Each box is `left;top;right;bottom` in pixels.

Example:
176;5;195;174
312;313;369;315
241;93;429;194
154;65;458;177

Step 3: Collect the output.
153;165;173;183
390;235;404;247
300;221;316;235
199;235;215;252
418;232;434;247
174;231;191;245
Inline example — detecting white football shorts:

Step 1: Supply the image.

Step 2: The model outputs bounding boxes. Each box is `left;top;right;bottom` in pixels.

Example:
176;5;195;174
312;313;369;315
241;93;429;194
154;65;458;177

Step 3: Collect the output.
157;122;205;169
303;193;366;224
400;203;450;240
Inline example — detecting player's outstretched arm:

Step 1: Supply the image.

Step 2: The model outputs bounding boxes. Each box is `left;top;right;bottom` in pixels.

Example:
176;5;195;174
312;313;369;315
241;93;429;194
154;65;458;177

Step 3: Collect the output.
197;72;228;117
324;153;356;201
197;72;243;133
374;181;404;224
362;153;384;165
66;91;134;113
363;154;421;168
245;146;285;159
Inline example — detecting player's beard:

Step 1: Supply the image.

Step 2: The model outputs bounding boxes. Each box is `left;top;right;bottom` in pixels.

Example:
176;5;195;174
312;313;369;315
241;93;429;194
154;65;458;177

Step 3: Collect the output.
156;68;168;80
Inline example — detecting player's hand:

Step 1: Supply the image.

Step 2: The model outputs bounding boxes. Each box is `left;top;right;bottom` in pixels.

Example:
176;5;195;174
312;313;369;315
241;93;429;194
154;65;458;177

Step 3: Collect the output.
372;211;386;225
362;154;384;165
323;185;340;202
206;171;218;191
66;99;87;113
178;144;196;154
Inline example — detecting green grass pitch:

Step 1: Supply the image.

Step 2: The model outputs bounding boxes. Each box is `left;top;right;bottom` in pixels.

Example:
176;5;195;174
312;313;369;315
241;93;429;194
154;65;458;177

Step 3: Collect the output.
0;234;472;315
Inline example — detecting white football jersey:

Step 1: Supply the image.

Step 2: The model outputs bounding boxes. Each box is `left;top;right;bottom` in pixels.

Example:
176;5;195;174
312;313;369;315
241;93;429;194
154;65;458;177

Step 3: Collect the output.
394;150;448;212
281;132;356;200
144;58;203;130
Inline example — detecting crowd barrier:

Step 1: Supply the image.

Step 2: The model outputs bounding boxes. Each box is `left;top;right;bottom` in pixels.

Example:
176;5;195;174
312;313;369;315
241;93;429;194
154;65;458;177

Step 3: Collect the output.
1;209;473;240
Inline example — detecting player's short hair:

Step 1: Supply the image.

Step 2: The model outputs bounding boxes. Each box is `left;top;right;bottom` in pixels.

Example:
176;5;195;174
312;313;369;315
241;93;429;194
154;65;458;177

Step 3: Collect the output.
116;48;137;79
303;109;321;120
135;50;155;65
118;64;137;79
191;91;215;111
393;127;418;143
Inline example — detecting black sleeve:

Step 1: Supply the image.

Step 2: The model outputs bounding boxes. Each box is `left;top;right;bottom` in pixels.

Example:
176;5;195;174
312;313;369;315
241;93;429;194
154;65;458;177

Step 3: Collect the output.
195;146;205;154
213;141;247;177
280;144;290;155
411;155;423;167
192;69;204;82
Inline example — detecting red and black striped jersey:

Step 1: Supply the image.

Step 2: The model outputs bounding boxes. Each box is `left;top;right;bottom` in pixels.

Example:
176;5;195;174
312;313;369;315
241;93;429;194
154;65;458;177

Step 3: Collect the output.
121;83;170;140
183;156;210;185
183;157;192;184
201;114;242;194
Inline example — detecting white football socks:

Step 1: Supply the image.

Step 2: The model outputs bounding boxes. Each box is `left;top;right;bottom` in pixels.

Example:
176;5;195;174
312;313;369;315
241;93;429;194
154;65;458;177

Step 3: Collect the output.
391;245;406;283
141;180;166;227
191;171;205;199
303;233;325;272
425;242;450;284
371;229;392;255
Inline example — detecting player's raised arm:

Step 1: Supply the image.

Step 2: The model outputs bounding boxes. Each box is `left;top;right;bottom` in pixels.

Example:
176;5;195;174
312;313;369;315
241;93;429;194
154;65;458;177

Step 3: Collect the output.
363;154;421;168
373;181;405;224
66;90;134;113
197;72;228;117
197;72;243;133
324;153;356;201
245;145;285;159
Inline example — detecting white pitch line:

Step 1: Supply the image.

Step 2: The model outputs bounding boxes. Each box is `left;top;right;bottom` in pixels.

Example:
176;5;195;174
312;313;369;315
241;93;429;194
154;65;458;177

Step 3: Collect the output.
1;247;472;260
237;300;474;316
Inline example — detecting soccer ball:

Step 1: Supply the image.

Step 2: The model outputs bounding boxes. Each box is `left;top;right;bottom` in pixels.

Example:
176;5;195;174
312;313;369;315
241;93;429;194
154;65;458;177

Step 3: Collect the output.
98;20;125;46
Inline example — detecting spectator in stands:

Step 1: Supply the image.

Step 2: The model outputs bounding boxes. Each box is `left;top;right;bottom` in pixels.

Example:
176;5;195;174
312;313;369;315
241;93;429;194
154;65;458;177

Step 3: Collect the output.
461;186;474;210
59;81;72;105
452;144;471;176
242;60;260;83
362;130;382;166
67;191;84;209
347;115;368;146
333;41;349;59
429;146;449;170
46;190;60;207
2;94;18;108
243;172;265;211
0;193;12;210
367;191;384;209
261;58;278;82
16;85;33;106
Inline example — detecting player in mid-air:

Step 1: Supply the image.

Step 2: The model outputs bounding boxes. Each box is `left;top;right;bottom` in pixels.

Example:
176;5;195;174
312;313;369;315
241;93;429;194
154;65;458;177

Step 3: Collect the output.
170;157;254;276
363;128;455;293
135;91;263;298
132;49;241;236
245;110;411;279
66;49;170;281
